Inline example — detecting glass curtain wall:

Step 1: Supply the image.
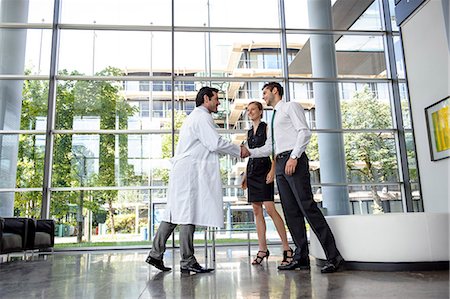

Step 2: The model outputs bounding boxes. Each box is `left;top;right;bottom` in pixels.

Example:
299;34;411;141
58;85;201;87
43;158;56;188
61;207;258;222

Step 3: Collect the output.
0;0;422;246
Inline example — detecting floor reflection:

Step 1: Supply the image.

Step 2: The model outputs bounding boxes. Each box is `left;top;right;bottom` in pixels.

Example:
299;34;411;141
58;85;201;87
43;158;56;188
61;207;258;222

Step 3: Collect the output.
0;247;447;299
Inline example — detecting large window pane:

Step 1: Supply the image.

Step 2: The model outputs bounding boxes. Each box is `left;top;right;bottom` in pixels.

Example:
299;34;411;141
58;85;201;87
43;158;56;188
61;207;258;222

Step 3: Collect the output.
174;0;279;28
393;36;406;79
343;132;399;183
289;82;393;129
16;134;46;188
60;0;172;26
285;0;382;31
14;191;43;218
287;34;387;78
0;80;48;129
405;132;419;182
0;28;52;76
1;0;54;24
307;132;400;184
399;83;412;129
58;30;172;76
51;188;166;245
51;133;173;188
388;0;400;31
1;134;45;186
346;184;403;214
175;32;282;77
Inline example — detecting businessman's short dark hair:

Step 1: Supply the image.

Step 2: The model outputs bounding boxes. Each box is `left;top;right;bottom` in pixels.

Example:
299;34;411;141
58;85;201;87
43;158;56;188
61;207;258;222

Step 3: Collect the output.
262;82;284;97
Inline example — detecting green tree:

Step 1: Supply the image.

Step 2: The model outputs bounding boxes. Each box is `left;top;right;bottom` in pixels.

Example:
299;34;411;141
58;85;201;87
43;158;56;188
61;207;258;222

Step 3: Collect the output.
51;70;79;223
342;86;397;213
17;67;139;240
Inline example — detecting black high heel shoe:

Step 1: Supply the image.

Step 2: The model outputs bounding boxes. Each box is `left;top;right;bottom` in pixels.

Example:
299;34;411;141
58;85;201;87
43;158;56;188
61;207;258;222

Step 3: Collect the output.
280;248;293;266
252;249;270;265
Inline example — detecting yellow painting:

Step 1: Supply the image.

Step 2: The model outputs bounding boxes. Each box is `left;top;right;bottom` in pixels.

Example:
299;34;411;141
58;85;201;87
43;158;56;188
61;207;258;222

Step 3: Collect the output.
431;105;449;152
426;96;450;161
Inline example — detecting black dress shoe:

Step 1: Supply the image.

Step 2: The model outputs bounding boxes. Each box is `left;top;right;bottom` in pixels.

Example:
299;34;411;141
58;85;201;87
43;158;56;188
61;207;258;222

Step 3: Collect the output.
278;259;310;270
321;256;345;273
145;256;172;272
180;262;214;274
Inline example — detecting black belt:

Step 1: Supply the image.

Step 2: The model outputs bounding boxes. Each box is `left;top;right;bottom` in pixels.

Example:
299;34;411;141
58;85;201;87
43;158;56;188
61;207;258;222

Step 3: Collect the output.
248;157;268;161
276;150;292;159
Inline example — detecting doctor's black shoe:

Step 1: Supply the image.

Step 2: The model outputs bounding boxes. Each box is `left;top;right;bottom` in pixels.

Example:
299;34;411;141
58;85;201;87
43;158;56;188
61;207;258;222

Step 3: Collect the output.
320;255;345;274
180;263;214;274
146;256;172;272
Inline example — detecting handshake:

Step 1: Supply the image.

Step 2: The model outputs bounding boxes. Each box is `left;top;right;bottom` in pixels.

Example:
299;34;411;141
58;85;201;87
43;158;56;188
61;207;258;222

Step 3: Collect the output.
240;144;250;158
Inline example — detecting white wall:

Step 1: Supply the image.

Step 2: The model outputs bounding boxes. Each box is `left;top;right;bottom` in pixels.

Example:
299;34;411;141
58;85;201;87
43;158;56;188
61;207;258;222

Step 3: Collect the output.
401;0;450;213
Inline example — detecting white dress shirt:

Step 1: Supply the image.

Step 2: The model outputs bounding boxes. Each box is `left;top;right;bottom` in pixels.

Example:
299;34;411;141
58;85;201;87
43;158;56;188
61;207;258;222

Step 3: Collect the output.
249;100;311;158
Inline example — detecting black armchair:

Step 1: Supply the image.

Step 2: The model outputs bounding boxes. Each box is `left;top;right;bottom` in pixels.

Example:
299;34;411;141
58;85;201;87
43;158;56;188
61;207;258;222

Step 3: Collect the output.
0;217;28;256
27;219;55;252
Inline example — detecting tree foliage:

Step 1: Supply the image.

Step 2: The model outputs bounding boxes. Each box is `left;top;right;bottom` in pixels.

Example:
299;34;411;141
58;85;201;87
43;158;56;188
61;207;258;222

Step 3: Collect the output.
16;67;139;237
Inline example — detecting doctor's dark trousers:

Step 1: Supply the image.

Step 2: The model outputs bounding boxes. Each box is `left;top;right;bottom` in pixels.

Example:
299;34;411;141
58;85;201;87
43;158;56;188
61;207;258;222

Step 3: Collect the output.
149;221;197;267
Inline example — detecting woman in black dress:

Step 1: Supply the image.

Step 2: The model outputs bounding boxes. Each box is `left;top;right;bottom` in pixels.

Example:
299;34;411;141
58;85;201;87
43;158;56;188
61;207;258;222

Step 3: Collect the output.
241;101;292;265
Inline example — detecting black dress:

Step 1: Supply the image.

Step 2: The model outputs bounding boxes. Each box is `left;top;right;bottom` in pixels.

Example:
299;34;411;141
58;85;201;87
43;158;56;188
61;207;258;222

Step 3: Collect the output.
246;122;274;202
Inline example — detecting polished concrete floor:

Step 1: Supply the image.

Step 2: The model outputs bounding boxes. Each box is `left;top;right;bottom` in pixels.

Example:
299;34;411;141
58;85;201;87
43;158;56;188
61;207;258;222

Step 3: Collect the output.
0;246;448;299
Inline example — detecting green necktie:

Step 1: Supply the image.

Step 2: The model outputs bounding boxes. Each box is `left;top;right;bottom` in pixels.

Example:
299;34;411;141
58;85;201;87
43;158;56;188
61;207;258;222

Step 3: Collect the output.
271;109;276;157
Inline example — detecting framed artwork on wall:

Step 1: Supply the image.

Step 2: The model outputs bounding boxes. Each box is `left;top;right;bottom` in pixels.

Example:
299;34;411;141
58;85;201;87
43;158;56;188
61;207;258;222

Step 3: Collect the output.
425;96;450;161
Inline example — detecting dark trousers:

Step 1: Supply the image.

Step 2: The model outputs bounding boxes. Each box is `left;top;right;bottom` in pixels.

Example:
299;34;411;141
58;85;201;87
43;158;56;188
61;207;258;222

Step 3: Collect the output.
276;152;340;261
149;221;197;267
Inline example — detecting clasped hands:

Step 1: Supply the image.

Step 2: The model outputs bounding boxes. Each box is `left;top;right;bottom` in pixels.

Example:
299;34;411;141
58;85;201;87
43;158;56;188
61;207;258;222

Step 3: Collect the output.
240;144;250;158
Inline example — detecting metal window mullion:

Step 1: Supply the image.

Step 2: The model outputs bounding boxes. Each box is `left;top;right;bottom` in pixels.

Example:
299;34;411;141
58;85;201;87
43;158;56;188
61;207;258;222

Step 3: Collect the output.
55;75;175;81
41;0;61;219
380;0;414;212
0;188;43;193
0;22;53;29
206;0;212;80
278;0;290;100
171;0;175;158
216;128;396;134
285;28;385;36
0;130;46;134
52;129;173;134
0;75;49;80
40;75;396;83
398;27;423;186
50;186;169;192
170;0;176;249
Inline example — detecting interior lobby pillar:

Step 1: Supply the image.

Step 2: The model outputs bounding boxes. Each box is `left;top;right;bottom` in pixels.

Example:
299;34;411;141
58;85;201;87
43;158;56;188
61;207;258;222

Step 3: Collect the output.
307;0;350;215
0;0;29;216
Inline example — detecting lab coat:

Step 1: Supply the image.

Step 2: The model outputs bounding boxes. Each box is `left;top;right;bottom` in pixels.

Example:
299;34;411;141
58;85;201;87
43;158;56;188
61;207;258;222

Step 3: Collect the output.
161;106;240;228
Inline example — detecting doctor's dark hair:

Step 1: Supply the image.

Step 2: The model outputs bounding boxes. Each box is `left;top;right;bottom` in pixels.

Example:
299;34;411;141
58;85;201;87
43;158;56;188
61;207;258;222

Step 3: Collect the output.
262;82;284;97
195;86;220;107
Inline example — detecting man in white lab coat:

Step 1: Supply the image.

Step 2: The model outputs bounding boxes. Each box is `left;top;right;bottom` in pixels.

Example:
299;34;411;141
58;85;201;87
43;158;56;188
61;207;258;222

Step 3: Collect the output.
146;86;249;274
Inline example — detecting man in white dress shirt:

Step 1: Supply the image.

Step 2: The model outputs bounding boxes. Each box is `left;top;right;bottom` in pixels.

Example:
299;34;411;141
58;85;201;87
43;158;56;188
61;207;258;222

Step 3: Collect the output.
248;82;344;273
146;86;248;274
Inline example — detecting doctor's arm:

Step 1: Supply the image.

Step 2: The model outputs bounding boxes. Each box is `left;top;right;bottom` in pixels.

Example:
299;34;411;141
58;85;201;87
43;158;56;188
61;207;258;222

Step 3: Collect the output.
197;117;241;157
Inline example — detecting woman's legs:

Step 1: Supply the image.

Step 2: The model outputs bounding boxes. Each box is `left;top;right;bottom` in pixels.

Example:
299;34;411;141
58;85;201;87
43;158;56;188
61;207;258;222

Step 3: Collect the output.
252;202;267;251
263;201;290;251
